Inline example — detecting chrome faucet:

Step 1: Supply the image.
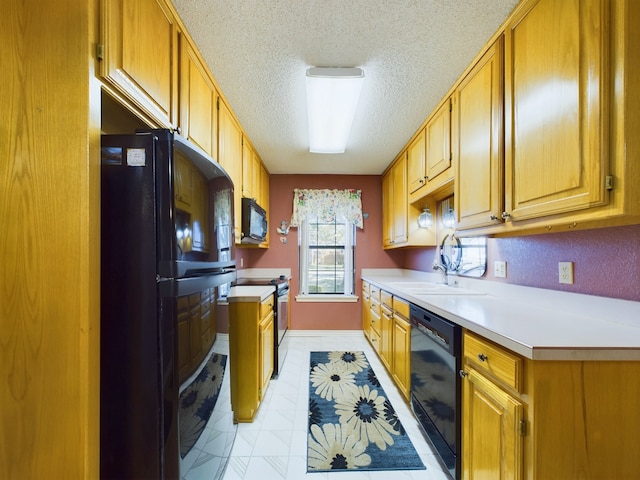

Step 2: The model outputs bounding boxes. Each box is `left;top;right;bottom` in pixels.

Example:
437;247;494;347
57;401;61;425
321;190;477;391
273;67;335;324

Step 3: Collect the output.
433;263;448;285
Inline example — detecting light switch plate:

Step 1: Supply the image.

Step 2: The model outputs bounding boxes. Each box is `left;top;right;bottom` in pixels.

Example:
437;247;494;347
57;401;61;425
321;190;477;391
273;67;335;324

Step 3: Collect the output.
494;260;507;278
559;261;574;284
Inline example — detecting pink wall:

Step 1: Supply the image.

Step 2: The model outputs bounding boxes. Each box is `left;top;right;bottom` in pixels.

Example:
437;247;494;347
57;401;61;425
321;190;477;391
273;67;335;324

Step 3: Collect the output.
243;174;403;330
238;176;639;331
405;224;640;302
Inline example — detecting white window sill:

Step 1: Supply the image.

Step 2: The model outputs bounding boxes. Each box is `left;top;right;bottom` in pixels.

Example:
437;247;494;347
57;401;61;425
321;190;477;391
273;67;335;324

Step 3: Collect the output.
295;294;359;303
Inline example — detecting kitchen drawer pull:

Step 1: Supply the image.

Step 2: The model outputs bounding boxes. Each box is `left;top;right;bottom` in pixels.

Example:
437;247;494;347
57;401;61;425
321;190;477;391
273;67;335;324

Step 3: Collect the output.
478;353;488;362
489;215;499;221
459;369;468;378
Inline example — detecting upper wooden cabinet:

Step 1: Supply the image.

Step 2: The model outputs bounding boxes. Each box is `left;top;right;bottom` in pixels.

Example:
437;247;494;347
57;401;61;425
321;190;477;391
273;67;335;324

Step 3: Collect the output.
407;129;426;195
218;100;243;243
504;0;609;222
408;98;454;203
179;35;218;159
455;38;504;231
100;0;179;127
382;153;408;248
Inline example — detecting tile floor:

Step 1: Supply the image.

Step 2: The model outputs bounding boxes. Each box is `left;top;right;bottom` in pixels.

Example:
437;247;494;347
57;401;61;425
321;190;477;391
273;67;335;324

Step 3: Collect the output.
221;331;452;480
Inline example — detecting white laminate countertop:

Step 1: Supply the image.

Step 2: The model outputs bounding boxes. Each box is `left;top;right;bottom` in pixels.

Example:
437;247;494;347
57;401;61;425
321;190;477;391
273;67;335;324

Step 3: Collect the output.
227;285;275;303
361;269;640;361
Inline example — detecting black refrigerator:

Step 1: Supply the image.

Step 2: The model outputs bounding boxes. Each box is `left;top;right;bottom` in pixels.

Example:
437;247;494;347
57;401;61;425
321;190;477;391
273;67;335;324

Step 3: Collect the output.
100;129;236;479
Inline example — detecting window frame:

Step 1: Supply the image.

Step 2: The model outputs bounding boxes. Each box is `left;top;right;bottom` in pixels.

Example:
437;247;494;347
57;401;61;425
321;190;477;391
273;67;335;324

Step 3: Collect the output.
297;214;356;301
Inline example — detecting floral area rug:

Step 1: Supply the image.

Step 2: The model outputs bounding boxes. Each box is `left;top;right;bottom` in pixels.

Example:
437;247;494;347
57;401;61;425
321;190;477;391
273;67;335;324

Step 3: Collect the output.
179;352;227;458
307;351;425;473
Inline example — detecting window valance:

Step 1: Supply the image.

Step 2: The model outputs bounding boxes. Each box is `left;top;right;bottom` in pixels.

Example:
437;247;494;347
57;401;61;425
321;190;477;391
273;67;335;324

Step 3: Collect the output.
290;189;363;229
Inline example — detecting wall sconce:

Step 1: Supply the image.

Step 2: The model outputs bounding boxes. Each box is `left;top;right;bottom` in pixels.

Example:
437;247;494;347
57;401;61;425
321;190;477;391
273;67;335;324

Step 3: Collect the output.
417;208;433;228
277;220;290;243
443;207;455;229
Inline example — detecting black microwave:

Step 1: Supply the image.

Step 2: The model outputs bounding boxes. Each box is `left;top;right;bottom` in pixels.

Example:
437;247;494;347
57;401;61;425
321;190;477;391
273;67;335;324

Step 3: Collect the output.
241;197;268;244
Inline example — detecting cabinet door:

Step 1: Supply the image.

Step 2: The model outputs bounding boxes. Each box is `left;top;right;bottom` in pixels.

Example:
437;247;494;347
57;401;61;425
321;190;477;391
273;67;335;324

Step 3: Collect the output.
259;311;274;399
392;316;411;400
179;36;218;158
463;368;523;480
242;139;255;199
392;156;408;245
504;0;609;221
382;170;393;247
101;0;178;126
455;38;504;231
425;98;452;186
379;305;393;372
218;101;243;243
407;129;426;194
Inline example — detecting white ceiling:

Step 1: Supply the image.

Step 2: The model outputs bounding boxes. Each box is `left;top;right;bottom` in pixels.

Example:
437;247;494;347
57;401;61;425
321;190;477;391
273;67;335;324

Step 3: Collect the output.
173;0;520;175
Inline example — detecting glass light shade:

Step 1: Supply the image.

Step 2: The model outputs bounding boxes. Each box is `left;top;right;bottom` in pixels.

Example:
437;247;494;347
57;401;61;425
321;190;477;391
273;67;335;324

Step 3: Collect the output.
443;207;455;229
306;67;364;153
417;208;433;228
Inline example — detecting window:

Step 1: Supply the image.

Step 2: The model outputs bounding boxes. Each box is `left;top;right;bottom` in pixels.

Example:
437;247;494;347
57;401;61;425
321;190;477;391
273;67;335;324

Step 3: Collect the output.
299;214;355;296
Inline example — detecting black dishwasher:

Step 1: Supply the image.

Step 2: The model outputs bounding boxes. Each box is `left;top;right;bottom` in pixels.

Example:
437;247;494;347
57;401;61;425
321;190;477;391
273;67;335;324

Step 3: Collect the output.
410;304;461;480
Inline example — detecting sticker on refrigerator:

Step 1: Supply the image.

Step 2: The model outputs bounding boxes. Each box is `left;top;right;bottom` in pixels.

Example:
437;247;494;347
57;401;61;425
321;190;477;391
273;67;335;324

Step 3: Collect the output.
126;148;146;166
101;146;123;165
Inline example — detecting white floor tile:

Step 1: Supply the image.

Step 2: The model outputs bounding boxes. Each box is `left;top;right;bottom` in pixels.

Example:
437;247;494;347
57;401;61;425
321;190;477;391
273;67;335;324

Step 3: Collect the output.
221;333;451;480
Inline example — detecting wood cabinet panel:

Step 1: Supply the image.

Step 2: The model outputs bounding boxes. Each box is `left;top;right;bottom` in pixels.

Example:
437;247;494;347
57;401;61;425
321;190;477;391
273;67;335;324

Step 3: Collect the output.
504;0;609;221
218;101;243;243
101;0;178;126
455;38;504;231
407;129;426;194
392;315;411;401
425;98;452;186
179;36;218;158
463;367;523;480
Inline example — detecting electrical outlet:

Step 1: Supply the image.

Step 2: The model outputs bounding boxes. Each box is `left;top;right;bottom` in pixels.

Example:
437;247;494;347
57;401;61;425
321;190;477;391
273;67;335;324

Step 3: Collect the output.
240;257;244;268
494;260;507;278
559;261;574;284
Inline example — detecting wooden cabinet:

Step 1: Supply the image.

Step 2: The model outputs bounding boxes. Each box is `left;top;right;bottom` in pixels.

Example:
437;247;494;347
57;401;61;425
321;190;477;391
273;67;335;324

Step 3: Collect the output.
379;291;394;371
455;37;505;231
504;0;608;222
368;284;382;351
242;138;258;199
461;329;640;479
408;98;454;203
382;153;408;248
361;281;371;340
100;0;179;127
218;100;243;244
229;293;274;422
179;35;218;158
456;0;640;236
461;331;525;480
391;297;411;401
177;288;216;384
407;129;427;195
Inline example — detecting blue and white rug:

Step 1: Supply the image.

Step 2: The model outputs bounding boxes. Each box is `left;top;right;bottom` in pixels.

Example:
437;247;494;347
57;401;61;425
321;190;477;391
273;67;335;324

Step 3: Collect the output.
307;351;425;472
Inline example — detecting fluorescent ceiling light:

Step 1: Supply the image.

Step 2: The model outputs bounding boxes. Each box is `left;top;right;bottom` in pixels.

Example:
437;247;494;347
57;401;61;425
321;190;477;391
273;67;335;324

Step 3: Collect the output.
306;67;364;154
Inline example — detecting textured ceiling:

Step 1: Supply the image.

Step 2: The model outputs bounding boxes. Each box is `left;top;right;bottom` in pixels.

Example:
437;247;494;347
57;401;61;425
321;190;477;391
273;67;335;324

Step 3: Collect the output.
173;0;520;175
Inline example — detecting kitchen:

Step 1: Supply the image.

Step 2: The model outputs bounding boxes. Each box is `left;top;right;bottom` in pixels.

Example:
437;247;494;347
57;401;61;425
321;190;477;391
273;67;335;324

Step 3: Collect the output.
2;1;640;480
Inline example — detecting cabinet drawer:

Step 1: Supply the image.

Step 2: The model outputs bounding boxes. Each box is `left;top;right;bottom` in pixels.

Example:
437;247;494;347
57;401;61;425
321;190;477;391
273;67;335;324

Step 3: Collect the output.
393;297;409;320
464;332;523;392
260;296;274;319
381;290;393;309
362;280;370;294
369;284;380;302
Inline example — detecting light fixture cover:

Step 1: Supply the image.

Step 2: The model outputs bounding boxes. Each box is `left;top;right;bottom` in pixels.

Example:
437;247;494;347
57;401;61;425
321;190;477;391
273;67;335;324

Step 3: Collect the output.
306;67;364;153
417;208;433;228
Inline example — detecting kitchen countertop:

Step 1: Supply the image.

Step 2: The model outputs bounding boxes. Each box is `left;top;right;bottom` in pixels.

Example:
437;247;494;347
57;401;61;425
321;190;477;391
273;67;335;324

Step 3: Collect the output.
227;285;275;303
362;268;640;361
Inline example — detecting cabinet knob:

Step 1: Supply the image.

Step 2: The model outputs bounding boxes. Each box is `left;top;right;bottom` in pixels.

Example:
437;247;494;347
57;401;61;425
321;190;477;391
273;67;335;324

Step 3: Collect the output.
490;215;499;221
459;369;468;378
501;211;511;220
478;353;488;362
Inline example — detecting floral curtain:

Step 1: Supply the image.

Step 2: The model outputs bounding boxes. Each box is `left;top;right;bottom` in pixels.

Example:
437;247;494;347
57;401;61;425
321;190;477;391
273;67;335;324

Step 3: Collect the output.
290;189;363;228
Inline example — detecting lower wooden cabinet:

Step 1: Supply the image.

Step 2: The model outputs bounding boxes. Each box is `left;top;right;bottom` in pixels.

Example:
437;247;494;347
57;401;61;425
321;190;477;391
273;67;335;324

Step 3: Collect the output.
177;288;216;384
391;298;411;401
461;330;640;479
229;293;274;423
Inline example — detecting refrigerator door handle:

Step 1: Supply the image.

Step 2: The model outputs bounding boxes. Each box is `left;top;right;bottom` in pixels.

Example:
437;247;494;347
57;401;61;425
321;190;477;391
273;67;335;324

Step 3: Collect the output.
158;271;236;297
